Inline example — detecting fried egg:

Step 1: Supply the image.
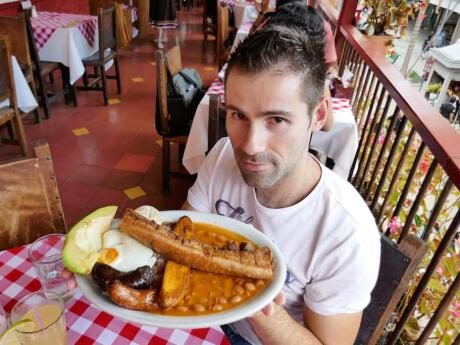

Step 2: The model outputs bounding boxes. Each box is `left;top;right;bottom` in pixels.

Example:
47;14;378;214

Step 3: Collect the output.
135;205;162;224
98;229;157;272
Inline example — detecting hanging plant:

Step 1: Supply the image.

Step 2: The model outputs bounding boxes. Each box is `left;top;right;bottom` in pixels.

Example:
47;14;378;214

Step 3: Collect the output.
356;0;424;37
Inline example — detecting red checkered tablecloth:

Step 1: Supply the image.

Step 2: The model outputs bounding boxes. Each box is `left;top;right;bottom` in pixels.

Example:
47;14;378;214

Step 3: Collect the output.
31;12;97;50
207;79;225;97
0;245;230;345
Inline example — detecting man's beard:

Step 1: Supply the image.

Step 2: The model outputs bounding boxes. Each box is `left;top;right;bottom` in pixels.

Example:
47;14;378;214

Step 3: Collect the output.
234;149;286;189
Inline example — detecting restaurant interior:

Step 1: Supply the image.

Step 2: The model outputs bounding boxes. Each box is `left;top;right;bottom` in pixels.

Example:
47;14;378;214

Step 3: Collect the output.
0;0;459;344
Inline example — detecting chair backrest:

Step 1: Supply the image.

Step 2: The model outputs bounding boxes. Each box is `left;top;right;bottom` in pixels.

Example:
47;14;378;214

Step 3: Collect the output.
354;233;427;345
0;35;15;106
208;93;227;152
0;141;66;250
89;0;114;15
0;14;33;75
165;38;182;76
155;38;182;137
156;49;170;136
217;1;229;70
22;9;45;75
98;6;117;60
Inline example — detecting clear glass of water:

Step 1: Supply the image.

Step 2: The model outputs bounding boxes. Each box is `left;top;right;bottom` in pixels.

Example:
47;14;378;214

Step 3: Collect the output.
28;234;74;302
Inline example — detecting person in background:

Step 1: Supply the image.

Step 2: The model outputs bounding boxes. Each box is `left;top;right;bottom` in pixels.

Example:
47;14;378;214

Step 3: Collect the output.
183;24;380;345
440;96;456;123
150;0;177;48
275;0;338;77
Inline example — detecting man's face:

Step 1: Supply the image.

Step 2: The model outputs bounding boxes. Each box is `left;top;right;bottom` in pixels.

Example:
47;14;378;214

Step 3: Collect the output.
225;68;320;189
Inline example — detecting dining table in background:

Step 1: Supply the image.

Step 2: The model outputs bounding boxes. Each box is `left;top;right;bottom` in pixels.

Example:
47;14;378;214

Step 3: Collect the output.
30;11;99;85
0;243;230;345
232;2;258;29
0;55;38;113
231;21;253;52
182;77;358;179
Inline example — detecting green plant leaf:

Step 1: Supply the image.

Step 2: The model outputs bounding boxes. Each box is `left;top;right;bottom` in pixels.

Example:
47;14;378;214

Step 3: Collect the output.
428;278;445;293
441;332;451;345
443;257;457;277
415;214;422;227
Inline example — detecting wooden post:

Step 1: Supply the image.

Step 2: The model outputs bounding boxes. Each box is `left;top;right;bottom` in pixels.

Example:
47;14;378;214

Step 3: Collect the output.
334;0;357;58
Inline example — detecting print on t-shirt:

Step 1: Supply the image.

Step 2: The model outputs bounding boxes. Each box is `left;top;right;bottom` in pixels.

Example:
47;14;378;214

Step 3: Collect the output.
285;271;296;284
215;199;254;224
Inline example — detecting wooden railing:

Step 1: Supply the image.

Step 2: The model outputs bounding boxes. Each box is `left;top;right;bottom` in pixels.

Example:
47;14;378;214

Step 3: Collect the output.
318;1;460;344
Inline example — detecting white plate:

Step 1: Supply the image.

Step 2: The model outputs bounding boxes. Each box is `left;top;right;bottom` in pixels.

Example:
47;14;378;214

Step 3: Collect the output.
76;210;287;329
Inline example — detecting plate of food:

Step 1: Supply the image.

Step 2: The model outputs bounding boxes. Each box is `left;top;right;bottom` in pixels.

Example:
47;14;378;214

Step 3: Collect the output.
65;206;286;329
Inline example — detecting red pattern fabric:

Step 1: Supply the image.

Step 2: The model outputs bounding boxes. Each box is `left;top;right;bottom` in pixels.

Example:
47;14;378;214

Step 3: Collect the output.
31;11;97;50
0;244;230;345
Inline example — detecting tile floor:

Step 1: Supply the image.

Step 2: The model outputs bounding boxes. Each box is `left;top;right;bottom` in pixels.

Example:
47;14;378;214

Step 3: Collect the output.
0;7;218;228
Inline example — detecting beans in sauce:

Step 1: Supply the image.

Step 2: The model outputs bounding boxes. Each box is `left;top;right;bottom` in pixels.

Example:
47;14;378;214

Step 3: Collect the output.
153;222;270;316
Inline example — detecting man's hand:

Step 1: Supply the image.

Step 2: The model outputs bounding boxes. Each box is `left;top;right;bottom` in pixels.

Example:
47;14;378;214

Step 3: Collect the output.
62;267;76;291
253;291;286;317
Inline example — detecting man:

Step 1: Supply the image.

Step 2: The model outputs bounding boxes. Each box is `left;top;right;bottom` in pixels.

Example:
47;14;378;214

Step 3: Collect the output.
183;25;380;345
440;96;456;122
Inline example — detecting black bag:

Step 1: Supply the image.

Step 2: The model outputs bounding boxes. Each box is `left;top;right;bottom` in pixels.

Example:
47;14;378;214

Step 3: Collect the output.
165;67;206;137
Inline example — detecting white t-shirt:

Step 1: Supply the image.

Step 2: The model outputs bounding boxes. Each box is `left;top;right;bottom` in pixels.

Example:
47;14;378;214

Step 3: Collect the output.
187;138;381;345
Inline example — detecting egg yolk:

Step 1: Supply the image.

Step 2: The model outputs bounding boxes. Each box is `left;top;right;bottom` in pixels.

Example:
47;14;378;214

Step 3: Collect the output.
98;248;119;265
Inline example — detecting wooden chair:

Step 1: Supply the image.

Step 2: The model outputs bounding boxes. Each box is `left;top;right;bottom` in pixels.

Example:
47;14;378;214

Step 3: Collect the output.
155;40;193;195
208;93;227;152
0;141;66;251
89;0;148;48
354;234;427;345
0;35;28;158
79;7;122;106
0;14;45;123
217;1;230;70
22;11;69;118
203;0;217;55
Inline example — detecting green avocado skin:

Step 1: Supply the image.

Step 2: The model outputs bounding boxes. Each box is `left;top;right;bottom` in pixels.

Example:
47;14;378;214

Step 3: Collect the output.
62;206;118;275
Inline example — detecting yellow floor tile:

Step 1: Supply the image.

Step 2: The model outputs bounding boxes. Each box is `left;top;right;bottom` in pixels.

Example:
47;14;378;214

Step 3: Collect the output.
72;127;90;136
124;186;146;200
108;98;121;105
131;77;145;83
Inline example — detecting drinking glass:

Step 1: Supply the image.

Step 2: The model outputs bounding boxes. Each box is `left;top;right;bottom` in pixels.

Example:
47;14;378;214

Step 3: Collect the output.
28;234;74;301
10;291;67;345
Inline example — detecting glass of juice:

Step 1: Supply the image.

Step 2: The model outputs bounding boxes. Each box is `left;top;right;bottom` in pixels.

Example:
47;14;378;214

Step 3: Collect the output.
10;291;67;345
28;234;74;301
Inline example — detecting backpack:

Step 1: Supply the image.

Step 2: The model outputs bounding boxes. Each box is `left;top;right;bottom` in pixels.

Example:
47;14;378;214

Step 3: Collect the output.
165;66;206;137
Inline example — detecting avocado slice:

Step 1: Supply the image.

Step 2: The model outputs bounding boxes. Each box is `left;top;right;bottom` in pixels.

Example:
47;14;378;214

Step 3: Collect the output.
62;206;117;275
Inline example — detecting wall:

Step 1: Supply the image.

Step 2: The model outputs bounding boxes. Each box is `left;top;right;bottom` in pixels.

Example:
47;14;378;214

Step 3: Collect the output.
0;0;89;16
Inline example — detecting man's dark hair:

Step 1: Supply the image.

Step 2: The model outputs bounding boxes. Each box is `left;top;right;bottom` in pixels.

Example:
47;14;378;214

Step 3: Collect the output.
264;2;326;58
225;25;325;116
450;96;456;103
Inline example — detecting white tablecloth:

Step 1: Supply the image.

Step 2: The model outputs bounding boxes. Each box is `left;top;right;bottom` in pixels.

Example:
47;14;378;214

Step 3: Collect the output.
37;27;99;84
233;3;258;29
231;22;252;53
32;12;99;85
182;92;358;179
0;56;38;113
310;99;358;178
